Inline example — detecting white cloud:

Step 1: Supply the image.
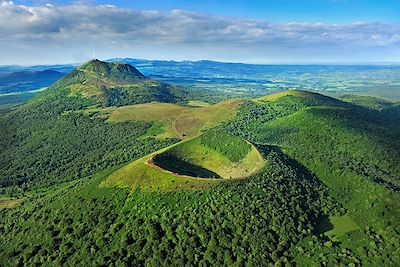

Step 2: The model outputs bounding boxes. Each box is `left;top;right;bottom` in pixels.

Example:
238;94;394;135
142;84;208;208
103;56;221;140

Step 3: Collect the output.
0;1;399;64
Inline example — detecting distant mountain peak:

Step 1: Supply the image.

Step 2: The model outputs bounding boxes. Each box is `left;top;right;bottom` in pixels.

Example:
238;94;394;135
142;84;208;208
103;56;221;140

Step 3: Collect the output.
79;59;146;80
49;59;183;107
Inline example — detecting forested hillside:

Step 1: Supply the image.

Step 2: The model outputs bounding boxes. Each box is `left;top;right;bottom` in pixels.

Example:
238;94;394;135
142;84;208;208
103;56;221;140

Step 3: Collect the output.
0;73;399;266
0;61;181;195
224;91;400;265
1;146;344;266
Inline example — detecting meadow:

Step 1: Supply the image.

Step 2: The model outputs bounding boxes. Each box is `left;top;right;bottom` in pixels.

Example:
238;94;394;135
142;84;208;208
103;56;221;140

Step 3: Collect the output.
106;99;245;139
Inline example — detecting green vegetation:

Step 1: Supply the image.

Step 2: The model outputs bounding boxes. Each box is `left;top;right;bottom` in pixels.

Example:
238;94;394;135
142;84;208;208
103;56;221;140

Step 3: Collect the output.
0;76;176;196
187;100;211;107
0;62;399;267
224;90;400;265
101;150;222;192
0;146;343;266
152;131;264;180
153;154;222;179
138;122;165;139
339;94;395;110
0;92;37;111
256;89;321;102
199;130;251;162
0;88;47;111
105;99;244;139
322;215;360;240
50;59;185;107
0;198;24;211
103;132;265;191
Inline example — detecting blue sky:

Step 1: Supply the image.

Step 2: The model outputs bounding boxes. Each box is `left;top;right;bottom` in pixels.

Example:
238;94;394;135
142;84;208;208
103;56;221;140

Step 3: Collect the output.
14;0;400;23
2;0;400;64
106;0;400;23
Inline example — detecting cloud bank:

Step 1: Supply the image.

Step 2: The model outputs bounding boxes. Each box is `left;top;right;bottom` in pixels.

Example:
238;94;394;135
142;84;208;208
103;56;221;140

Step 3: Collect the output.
0;1;399;64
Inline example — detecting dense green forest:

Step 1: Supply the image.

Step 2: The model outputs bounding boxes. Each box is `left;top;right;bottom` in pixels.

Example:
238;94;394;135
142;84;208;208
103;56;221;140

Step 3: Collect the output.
224;92;400;265
1;146;347;266
0;87;176;196
0;61;399;266
0;92;38;111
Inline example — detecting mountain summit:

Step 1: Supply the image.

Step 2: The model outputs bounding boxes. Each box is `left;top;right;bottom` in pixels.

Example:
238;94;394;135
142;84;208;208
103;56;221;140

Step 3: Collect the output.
49;59;183;107
78;59;146;82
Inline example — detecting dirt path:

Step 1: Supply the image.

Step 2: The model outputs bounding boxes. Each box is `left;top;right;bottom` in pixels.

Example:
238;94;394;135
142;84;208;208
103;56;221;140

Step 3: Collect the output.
171;110;187;138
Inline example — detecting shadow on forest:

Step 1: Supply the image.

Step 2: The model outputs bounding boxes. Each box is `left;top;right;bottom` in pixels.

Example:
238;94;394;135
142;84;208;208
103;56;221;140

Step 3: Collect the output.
315;216;334;234
256;144;338;236
257;144;323;184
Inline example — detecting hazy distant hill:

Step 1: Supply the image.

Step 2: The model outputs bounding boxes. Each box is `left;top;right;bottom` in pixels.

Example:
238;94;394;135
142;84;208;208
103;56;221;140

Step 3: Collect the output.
1;59;399;103
0;69;64;94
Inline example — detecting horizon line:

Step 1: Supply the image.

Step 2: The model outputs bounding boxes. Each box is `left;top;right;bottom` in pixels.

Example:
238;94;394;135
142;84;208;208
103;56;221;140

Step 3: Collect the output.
2;58;400;67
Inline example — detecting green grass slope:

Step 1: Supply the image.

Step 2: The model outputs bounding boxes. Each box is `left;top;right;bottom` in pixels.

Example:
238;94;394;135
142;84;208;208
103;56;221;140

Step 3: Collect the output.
102;98;245;139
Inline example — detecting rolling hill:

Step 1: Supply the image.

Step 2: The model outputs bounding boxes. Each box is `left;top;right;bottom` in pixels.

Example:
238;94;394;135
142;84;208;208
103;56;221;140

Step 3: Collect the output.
339;94;396;111
0;65;399;267
83;98;246;139
225;90;400;266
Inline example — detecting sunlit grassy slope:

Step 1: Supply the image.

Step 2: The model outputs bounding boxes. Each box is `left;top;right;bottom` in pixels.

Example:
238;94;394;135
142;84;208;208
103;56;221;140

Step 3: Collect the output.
256;89;328;102
154;136;265;179
106;99;245;139
325;215;360;241
101;132;265;191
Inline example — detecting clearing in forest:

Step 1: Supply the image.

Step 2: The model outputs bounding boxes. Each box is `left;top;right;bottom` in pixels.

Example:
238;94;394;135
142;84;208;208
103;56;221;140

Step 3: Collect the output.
0;198;24;210
317;215;360;241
